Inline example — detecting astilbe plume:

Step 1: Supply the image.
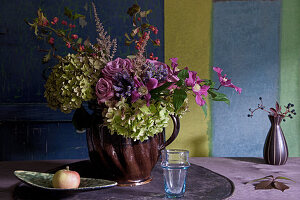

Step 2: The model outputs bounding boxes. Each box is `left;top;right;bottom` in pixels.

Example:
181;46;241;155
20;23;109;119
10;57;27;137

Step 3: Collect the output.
91;2;117;62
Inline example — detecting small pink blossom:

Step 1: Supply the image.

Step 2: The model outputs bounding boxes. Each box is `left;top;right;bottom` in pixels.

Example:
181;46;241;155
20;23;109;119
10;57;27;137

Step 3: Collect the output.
79;45;84;51
51;17;58;25
154;39;160;46
42;20;49;26
69;24;75;28
66;42;71;48
71;34;78;40
48;37;54;45
61;20;67;25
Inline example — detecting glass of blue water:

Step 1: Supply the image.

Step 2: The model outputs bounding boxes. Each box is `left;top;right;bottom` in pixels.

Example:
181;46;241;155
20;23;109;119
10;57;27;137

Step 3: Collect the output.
161;149;190;198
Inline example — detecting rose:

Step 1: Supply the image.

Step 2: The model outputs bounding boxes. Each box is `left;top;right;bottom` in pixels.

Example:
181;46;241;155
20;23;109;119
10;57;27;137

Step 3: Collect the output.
96;78;114;103
102;58;133;79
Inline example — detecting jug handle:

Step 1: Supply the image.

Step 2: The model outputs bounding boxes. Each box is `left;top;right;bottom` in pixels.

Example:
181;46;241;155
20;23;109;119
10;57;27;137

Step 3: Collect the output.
159;114;180;150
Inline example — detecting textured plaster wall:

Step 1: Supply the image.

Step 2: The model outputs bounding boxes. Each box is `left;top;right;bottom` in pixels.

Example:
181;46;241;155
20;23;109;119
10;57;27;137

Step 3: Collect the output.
164;0;212;157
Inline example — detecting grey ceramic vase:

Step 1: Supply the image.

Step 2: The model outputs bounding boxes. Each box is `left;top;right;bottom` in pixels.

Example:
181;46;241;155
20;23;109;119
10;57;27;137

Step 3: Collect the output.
263;115;288;165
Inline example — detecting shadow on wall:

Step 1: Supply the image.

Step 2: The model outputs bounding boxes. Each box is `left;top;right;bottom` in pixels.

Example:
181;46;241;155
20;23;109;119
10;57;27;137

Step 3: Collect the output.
190;135;209;157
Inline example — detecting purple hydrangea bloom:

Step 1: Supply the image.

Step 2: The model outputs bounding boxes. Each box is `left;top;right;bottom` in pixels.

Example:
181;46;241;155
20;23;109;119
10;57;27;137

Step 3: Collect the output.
142;62;168;84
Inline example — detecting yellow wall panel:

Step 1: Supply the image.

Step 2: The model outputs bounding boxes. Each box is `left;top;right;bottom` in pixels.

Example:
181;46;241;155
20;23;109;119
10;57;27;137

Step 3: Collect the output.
164;0;212;156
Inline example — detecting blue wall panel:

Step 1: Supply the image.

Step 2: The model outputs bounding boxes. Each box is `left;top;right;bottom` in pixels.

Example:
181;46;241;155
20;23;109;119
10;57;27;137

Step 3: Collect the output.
0;0;164;160
212;0;281;156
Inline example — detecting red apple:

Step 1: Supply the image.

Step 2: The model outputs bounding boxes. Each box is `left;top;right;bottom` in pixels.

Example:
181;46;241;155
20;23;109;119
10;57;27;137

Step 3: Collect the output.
52;166;80;189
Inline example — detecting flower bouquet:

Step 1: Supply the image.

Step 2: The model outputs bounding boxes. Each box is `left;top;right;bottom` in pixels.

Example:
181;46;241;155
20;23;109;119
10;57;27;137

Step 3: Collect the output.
27;3;241;141
27;3;241;184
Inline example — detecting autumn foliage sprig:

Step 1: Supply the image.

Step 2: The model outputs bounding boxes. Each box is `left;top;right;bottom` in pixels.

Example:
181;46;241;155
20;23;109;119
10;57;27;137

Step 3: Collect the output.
248;97;296;121
25;4;117;64
125;4;160;59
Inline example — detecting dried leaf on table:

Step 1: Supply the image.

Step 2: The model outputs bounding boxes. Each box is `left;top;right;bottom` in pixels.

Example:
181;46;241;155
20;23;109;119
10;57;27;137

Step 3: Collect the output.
254;180;273;190
273;181;289;192
246;175;294;192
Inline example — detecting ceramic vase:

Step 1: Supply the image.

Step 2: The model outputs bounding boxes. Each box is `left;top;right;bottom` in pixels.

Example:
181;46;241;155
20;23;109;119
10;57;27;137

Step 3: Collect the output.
263;115;288;165
86;111;180;186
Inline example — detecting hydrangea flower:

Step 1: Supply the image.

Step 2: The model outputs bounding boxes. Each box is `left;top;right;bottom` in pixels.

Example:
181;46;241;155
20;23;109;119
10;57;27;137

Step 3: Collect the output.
44;54;102;113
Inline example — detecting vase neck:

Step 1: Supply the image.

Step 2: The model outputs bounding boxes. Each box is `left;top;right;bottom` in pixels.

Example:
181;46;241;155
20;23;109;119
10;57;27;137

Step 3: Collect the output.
268;115;282;125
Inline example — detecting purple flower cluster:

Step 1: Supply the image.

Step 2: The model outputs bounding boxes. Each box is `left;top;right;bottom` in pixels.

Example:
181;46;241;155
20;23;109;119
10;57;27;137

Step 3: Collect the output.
112;71;136;98
142;62;168;84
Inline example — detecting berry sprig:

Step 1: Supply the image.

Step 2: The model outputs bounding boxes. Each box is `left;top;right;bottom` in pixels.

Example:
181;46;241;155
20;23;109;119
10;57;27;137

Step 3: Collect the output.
248;97;296;121
125;4;160;52
26;8;86;63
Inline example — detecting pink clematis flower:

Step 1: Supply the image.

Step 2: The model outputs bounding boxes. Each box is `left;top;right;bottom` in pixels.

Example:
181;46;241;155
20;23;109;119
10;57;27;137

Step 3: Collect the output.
131;76;158;106
166;58;180;83
193;84;210;106
185;70;204;88
213;67;242;94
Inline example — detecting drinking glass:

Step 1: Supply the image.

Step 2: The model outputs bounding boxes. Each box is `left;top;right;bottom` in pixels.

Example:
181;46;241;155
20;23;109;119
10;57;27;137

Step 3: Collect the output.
161;149;190;198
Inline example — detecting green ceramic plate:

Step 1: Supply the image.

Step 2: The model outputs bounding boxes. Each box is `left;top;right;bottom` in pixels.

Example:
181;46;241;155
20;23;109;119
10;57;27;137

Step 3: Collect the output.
14;170;117;191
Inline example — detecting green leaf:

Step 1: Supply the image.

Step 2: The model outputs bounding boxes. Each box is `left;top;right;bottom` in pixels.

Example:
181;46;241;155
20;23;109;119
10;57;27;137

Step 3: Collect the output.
203;79;216;88
73;13;85;20
127;55;136;59
177;69;189;80
173;89;187;113
57;29;66;36
76;38;82;44
125;33;131;40
275;176;296;183
141;23;150;29
246;175;273;184
64;7;73;19
127;4;141;16
175;80;184;87
150;82;173;96
202;103;207;118
139;9;152;17
125;39;134;46
72;105;91;132
208;90;230;105
42;50;51;64
137;31;143;38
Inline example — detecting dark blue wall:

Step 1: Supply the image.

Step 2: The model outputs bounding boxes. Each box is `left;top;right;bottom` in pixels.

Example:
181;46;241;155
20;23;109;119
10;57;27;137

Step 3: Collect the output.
0;0;164;160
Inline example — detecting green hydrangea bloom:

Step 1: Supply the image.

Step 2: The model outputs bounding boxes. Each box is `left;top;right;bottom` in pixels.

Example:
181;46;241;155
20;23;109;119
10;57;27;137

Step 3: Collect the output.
44;54;104;113
104;98;175;141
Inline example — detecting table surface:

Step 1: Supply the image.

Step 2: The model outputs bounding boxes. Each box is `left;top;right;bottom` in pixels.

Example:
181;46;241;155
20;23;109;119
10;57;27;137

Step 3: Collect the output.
1;157;300;200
